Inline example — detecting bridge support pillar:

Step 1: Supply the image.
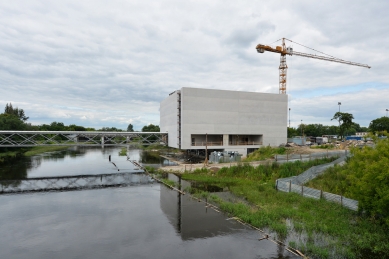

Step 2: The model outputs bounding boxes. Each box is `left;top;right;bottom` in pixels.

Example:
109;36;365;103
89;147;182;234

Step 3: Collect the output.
101;136;104;146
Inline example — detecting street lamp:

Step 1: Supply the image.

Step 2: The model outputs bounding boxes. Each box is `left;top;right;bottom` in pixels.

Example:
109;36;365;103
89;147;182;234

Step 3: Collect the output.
338;102;341;112
289;108;291;128
386;109;388;117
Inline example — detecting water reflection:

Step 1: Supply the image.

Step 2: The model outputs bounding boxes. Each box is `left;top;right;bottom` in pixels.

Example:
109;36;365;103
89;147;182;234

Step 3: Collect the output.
0;147;300;259
160;181;239;240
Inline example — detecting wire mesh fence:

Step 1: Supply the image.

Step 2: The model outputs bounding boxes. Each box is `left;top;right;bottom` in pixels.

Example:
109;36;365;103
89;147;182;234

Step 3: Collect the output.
276;151;358;211
275;150;347;162
276;180;358;211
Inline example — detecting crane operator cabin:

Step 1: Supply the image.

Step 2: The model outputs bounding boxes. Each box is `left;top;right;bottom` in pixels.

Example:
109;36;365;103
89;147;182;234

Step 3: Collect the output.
160;87;287;157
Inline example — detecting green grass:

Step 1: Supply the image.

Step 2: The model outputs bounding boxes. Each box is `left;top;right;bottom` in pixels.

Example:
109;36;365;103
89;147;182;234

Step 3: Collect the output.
311;144;336;150
118;147;127;156
180;158;389;259
23;146;70;156
304;163;351;197
244;146;287;162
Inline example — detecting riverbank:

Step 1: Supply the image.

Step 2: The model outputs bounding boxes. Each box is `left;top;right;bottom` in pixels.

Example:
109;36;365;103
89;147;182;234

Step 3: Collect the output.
0;146;70;164
156;158;389;259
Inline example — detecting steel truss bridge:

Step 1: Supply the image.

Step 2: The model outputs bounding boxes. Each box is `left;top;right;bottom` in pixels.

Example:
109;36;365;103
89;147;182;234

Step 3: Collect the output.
0;172;154;194
0;131;168;147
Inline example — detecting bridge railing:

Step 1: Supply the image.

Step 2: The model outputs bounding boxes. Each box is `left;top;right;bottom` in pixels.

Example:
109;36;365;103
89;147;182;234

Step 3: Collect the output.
0;131;168;147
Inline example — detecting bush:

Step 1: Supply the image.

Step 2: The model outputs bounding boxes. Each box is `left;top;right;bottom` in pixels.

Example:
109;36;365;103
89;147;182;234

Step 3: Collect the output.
347;132;389;226
244;146;286;161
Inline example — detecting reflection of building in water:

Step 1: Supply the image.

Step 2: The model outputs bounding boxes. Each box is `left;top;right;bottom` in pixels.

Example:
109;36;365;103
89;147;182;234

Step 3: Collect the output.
160;174;237;240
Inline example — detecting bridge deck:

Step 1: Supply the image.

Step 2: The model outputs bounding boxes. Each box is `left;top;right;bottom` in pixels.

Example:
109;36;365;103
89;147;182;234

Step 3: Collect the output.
0;131;168;147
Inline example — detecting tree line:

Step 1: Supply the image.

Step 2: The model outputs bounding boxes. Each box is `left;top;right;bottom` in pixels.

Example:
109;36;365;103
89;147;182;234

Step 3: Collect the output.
288;112;389;138
0;103;160;132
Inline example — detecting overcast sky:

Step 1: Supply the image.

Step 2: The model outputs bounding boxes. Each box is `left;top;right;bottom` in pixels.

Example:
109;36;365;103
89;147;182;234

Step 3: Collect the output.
0;0;387;130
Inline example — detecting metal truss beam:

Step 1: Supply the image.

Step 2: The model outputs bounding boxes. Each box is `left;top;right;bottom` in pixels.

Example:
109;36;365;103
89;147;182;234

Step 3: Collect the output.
0;131;168;147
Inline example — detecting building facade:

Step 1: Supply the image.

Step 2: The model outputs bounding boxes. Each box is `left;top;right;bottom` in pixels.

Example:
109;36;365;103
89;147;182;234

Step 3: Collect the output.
160;87;287;156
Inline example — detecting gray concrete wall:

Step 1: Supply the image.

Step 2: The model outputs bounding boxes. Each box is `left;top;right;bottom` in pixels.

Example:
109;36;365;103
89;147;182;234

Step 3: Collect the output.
180;87;287;149
160;87;288;154
160;91;179;148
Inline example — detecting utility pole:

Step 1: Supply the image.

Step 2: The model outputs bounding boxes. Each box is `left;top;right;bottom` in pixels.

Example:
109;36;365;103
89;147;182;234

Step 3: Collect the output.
386;109;388;117
203;133;208;167
301;120;303;136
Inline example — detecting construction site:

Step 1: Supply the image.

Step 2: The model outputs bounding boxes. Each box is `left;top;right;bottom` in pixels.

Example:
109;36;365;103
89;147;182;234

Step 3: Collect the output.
160;38;370;160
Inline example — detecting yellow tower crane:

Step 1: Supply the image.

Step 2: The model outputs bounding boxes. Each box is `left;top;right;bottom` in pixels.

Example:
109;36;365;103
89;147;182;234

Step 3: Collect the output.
256;38;371;94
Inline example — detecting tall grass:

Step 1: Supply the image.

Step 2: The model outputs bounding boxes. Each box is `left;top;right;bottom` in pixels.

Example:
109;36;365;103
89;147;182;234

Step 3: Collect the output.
304;164;351;197
181;158;389;259
244;146;287;161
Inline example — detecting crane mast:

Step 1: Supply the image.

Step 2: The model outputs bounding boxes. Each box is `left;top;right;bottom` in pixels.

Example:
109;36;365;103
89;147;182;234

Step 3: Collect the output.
256;38;371;94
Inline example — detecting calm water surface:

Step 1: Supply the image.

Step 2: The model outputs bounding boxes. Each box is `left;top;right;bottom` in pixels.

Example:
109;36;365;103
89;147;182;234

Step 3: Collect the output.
0;147;299;259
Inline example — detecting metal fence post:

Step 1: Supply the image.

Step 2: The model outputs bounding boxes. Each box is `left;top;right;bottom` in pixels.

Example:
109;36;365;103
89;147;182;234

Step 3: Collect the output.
341;195;343;206
289;180;291;192
320;189;323;199
301;185;304;196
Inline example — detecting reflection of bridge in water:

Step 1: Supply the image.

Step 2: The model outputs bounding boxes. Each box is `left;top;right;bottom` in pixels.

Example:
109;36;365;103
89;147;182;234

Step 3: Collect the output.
0;172;154;194
0;131;168;147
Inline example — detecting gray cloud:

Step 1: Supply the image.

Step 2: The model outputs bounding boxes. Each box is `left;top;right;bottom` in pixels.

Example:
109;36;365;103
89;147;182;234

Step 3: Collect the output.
0;0;388;130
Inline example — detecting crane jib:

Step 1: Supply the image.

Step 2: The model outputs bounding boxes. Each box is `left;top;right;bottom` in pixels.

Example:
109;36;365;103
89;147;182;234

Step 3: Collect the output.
255;40;371;94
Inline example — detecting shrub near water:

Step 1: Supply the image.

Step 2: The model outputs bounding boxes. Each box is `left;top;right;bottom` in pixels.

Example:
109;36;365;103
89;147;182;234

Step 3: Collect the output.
244;146;286;162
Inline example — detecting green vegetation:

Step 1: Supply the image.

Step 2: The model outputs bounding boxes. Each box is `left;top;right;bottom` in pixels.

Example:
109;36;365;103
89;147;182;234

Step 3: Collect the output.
369;116;389;133
331;112;354;139
180;158;389;258
244;146;286;162
288;122;368;138
307;133;389;229
310;144;336;149
118;147;127;156
23;146;70;156
304;164;348;195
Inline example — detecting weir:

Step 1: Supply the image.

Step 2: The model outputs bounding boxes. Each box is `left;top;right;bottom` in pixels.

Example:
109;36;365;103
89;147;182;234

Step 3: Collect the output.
0;131;168;147
0;172;154;194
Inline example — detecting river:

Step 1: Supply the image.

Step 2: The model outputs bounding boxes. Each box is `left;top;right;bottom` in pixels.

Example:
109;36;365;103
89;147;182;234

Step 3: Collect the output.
0;147;299;259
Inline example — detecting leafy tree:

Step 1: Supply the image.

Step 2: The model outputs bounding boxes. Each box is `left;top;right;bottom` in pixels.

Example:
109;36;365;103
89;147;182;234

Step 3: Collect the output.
4;103;29;122
127;123;134;132
369;116;389;133
287;127;298;138
68;124;86;131
0;114;26;130
99;127;123;132
331;112;354;139
346;132;389;227
142;124;160;132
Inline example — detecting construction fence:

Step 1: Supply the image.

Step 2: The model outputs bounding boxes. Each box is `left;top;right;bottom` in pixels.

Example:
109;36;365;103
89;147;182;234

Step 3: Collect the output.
275;152;359;211
275;180;358;211
274;150;347;162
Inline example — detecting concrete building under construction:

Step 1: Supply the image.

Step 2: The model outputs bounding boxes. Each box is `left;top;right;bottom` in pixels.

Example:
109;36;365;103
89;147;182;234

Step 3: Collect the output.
160;87;287;156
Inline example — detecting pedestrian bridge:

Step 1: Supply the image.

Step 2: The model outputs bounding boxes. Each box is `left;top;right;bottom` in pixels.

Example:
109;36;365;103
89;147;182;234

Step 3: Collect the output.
0;131;168;147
